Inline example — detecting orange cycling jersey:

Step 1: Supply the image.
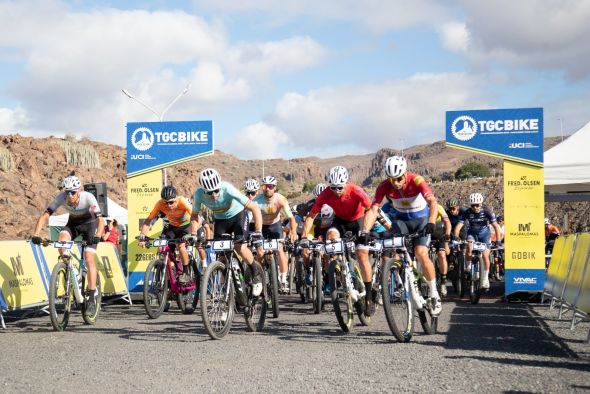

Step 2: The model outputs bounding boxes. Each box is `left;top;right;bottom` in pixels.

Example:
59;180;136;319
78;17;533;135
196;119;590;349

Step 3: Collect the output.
146;197;192;227
545;224;560;237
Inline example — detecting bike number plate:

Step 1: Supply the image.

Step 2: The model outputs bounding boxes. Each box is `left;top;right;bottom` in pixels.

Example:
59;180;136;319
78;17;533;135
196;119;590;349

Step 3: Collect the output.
211;240;234;251
324;240;344;254
263;239;279;251
472;242;487;252
53;241;73;250
383;237;404;248
152;239;168;247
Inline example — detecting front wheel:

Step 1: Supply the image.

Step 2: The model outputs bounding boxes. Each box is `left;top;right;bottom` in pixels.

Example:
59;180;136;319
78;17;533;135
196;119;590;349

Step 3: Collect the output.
143;259;169;319
312;256;323;314
287;254;296;295
380;259;414;342
267;253;280;318
200;261;235;340
245;262;268;332
328;259;353;333
417;275;437;335
81;273;102;325
48;261;73;331
470;259;482;304
176;262;198;315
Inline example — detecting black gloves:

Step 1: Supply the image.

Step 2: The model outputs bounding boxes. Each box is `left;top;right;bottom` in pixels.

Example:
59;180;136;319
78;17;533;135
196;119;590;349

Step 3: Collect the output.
424;223;436;235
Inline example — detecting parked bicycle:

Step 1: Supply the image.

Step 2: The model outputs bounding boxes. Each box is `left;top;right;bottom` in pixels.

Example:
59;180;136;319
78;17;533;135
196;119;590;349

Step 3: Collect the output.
140;236;201;319
39;239;102;331
200;234;267;339
325;234;370;333
379;233;438;342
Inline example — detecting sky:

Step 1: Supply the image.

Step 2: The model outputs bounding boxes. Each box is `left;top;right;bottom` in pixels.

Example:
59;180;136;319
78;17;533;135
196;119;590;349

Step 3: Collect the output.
1;0;589;159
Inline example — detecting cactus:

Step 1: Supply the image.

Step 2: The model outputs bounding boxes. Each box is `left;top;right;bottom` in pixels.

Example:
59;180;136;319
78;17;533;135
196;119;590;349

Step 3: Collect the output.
56;140;102;169
0;146;14;171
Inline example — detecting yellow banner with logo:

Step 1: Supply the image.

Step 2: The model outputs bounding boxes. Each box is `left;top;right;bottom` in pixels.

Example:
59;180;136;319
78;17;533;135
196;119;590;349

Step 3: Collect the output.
0;241;48;309
127;171;162;292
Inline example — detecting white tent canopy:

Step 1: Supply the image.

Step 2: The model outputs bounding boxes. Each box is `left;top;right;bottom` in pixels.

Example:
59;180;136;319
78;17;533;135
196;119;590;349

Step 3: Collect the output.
48;197;128;227
545;120;590;193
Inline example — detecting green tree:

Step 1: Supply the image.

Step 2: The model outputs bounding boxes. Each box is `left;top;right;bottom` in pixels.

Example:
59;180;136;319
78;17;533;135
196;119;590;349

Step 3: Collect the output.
455;162;491;180
302;182;315;193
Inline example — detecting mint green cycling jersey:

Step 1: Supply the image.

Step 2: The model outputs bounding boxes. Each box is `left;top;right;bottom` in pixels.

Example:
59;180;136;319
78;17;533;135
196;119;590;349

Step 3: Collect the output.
192;181;249;220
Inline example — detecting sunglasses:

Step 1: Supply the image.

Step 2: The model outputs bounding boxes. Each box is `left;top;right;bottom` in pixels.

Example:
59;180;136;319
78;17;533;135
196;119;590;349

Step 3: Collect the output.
206;189;220;196
388;176;404;183
330;186;344;191
66;190;78;196
264;184;276;189
471;204;481;208
165;199;176;205
246;191;256;196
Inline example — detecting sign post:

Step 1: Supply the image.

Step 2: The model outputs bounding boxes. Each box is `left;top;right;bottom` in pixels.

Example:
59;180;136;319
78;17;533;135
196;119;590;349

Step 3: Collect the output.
446;108;544;297
126;120;213;294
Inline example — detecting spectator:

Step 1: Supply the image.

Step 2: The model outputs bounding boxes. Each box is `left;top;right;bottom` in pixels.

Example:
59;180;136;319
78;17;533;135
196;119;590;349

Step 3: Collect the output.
102;217;120;255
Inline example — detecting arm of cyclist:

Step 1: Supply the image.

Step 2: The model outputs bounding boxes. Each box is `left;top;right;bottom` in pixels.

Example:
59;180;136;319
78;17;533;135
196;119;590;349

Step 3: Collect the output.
492;221;503;245
244;200;262;233
138;204;161;247
31;211;50;243
425;195;438;234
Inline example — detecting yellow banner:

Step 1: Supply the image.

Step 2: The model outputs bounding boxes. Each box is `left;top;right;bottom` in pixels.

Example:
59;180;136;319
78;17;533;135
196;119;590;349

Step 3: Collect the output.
504;161;545;269
127;171;162;292
0;241;48;309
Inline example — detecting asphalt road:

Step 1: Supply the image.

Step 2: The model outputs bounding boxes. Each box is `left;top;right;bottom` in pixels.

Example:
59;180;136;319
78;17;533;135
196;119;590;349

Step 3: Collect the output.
1;283;589;393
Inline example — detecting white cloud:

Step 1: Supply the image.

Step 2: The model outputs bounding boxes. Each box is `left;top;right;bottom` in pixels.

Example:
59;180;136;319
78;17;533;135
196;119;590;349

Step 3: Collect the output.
265;73;489;156
0;107;29;132
220;121;291;159
439;22;469;53
0;1;325;145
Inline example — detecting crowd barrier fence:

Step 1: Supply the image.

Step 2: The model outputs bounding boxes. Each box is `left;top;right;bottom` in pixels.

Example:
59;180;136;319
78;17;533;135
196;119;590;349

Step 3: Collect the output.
543;232;590;342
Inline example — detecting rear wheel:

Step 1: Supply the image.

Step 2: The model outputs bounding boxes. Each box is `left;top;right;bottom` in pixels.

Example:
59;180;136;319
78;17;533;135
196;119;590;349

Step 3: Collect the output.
459;254;467;298
312;256;323;314
200;261;234;340
143;259;169;319
48;261;73;331
380;259;414;342
267;253;280;318
417;276;437;335
470;258;482;304
81;273;102;325
296;258;307;303
176;262;198;315
245;262;268;332
328;259;353;333
353;264;371;326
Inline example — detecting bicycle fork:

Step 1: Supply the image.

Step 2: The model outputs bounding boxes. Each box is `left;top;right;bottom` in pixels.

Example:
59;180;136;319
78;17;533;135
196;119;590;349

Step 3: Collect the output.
403;251;426;311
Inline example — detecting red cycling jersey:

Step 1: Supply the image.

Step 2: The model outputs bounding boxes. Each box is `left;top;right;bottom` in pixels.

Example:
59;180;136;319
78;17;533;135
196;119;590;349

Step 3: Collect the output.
373;172;434;220
310;183;371;221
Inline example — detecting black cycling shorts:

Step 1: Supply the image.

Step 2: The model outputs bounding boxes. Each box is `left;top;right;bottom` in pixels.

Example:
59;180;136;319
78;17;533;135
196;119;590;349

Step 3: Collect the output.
262;221;282;239
213;210;249;243
161;223;190;241
330;216;364;238
62;220;99;250
391;217;430;247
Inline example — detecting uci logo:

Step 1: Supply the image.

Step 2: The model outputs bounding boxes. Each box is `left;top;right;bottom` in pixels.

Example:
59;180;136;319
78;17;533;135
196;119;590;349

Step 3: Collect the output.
451;116;478;141
131;127;154;151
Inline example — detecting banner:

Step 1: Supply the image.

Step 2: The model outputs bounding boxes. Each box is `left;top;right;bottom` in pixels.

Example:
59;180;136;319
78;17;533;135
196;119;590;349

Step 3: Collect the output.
446;108;543;167
0;241;48;309
126;120;213;177
127;171;162;293
504;161;545;293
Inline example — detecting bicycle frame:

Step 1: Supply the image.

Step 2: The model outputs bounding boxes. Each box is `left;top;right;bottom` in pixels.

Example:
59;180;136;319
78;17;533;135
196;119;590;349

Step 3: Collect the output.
151;239;196;294
53;240;86;304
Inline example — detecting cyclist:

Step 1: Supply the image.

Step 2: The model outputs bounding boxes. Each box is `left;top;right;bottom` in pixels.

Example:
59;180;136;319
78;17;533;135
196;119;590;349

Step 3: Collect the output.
362;156;442;316
545;218;560;255
490;215;505;280
191;168;264;296
446;198;468;241
453;192;502;291
301;166;375;316
253;175;298;293
138;185;197;284
244;178;260;231
31;175;104;317
430;204;452;296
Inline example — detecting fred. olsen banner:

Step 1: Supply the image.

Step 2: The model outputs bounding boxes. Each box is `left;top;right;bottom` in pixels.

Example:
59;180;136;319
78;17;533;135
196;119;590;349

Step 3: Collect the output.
126;121;213;293
446;108;544;296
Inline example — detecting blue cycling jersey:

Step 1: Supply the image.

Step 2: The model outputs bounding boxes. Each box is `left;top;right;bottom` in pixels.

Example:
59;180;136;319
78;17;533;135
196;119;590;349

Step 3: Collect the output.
193;181;249;220
459;206;496;233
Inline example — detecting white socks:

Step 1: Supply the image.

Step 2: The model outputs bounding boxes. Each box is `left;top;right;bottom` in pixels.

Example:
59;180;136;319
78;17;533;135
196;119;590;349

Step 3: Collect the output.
428;279;439;299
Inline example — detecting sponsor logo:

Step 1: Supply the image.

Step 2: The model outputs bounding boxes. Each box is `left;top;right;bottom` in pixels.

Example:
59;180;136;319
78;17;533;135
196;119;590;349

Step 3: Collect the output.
508;142;539;149
131;127;154;151
511;251;536;260
513;277;537;285
451;116;478;141
99;256;114;279
10;255;24;276
508;222;540;237
153;131;208;144
478;119;539;133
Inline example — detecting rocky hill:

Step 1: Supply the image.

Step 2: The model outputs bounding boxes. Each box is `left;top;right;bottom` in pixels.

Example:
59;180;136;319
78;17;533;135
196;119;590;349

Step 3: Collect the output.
1;133;584;240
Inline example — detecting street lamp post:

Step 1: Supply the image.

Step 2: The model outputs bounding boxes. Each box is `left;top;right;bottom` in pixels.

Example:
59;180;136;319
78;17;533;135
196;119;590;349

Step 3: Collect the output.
558;117;564;142
122;84;191;185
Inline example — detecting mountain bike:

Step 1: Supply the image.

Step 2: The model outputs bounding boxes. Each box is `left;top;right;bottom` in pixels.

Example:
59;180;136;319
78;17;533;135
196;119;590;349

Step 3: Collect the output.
259;238;282;318
447;239;466;296
465;241;487;304
40;239;102;331
200;234;267;339
284;240;298;296
326;234;370;333
140;236;201;319
379;233;438;342
298;239;325;314
489;243;504;282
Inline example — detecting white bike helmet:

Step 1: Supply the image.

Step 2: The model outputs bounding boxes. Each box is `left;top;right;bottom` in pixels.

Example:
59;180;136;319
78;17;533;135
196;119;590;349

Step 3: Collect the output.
544;218;550;225
468;192;484;205
328;166;349;186
261;175;277;186
320;204;334;218
244;178;260;192
199;168;221;191
63;175;81;191
313;183;326;197
384;156;407;178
